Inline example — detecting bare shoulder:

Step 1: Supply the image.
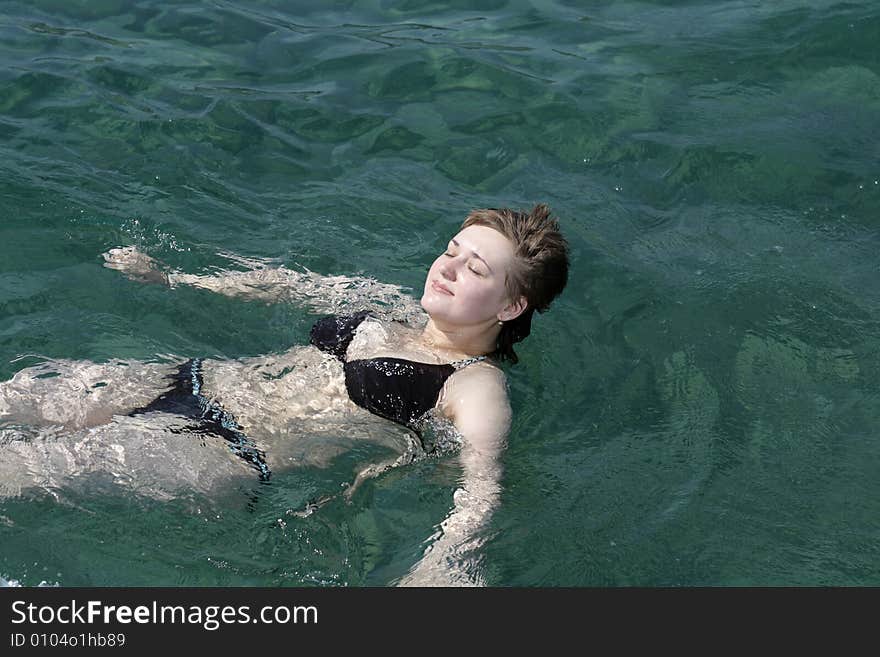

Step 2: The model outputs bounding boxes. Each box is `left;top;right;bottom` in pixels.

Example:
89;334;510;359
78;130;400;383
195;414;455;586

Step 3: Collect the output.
439;361;511;445
450;360;508;397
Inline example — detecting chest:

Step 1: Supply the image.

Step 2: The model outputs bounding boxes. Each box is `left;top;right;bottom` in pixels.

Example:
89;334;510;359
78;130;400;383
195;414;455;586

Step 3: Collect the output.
342;319;459;428
345;318;447;364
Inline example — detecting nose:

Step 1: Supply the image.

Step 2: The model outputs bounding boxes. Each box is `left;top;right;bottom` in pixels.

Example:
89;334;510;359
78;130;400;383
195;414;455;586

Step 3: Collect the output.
438;256;458;280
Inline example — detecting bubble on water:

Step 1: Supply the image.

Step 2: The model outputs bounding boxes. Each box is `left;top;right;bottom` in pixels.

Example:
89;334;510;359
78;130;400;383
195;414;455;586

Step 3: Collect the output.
1;574;60;587
119;217;189;253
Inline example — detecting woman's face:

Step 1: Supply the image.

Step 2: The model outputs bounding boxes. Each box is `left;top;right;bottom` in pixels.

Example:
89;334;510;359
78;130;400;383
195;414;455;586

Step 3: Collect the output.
420;224;522;326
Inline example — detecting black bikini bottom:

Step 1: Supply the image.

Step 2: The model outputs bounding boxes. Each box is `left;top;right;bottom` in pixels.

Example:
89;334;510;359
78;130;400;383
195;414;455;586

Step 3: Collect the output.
128;358;271;482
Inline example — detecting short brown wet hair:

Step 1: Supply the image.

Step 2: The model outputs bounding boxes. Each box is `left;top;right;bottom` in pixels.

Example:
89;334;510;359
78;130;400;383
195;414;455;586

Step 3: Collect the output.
461;203;569;364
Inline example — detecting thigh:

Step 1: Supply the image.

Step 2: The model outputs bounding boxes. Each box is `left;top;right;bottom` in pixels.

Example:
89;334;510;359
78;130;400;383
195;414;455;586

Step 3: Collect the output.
0;415;258;501
0;358;179;430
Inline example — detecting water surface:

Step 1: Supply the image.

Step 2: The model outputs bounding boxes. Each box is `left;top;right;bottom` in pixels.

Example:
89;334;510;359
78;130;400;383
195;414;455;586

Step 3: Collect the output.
1;0;878;586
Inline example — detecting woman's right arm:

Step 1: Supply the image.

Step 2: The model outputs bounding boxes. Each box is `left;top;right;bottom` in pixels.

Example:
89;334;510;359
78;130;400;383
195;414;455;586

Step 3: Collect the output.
102;246;426;322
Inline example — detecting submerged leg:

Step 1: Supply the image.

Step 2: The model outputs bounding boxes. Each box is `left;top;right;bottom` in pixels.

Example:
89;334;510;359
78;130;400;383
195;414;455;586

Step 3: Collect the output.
0;358;179;430
0;414;260;501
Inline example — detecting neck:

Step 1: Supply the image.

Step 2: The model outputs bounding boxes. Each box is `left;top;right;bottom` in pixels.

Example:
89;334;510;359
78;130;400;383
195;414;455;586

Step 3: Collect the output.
419;316;500;358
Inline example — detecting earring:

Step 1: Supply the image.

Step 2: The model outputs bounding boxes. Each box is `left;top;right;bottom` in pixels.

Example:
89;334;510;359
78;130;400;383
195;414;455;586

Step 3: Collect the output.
498;319;504;326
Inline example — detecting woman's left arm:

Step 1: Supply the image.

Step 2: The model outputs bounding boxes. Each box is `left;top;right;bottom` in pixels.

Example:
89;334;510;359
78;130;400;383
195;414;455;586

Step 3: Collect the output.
396;367;509;587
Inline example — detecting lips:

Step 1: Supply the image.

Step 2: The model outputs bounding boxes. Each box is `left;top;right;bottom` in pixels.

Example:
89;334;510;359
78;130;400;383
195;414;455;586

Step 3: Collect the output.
431;280;454;296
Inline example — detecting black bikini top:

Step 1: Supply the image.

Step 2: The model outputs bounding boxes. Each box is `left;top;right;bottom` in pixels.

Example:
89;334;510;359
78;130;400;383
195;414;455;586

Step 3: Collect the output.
309;311;487;431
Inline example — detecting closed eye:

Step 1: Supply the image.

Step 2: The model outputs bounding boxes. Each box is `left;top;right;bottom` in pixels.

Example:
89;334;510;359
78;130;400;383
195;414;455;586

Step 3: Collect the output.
445;251;485;276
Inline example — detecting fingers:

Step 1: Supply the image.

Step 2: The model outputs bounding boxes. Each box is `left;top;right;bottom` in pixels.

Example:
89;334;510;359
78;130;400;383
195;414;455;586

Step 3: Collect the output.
102;246;157;267
101;246;163;282
102;258;127;272
102;245;142;264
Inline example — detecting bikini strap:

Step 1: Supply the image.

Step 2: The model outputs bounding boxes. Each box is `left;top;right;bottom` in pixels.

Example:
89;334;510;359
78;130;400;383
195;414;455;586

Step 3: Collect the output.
450;355;487;370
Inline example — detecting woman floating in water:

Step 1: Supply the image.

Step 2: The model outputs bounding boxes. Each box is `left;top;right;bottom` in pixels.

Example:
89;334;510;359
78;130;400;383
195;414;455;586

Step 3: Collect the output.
0;204;569;586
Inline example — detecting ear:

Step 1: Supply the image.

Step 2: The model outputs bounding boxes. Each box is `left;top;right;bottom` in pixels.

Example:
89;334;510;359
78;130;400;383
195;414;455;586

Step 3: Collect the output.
498;295;528;322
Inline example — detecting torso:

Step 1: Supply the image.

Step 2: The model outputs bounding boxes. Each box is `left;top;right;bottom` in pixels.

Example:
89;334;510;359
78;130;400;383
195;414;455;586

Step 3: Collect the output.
129;312;507;480
312;316;504;427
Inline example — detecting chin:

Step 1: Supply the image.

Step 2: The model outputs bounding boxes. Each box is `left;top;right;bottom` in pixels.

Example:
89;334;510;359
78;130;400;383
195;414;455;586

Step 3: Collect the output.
420;292;441;315
420;293;453;322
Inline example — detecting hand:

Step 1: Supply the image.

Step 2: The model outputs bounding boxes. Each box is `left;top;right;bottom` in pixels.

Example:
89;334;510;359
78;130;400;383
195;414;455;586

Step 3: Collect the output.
395;540;487;587
102;246;170;286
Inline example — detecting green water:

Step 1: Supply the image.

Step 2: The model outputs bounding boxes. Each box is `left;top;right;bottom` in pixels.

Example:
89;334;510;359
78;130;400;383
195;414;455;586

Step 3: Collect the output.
1;0;878;586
